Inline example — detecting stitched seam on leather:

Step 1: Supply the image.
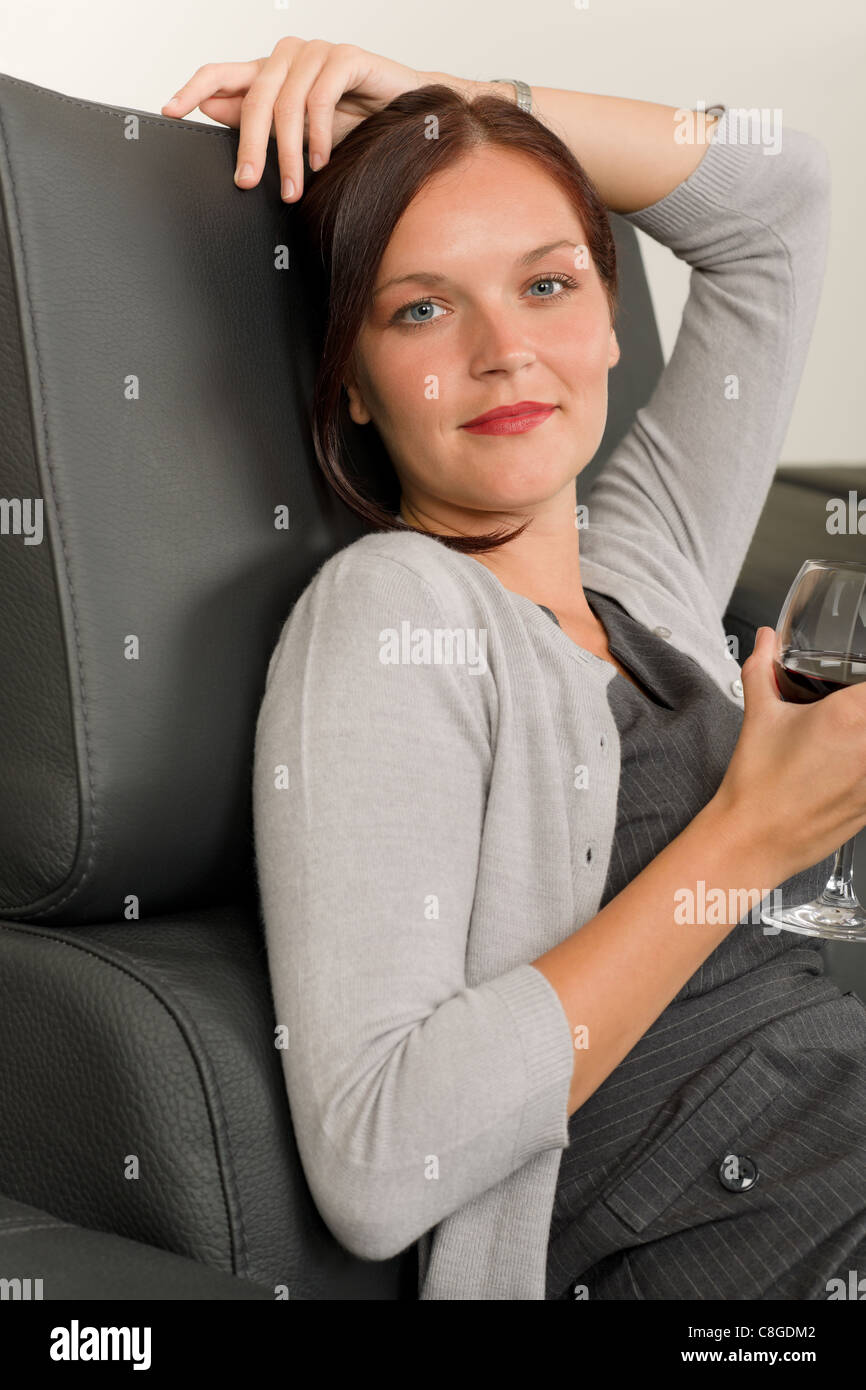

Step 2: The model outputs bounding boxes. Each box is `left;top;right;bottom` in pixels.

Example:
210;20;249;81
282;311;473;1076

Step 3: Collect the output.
0;1220;75;1236
0;98;99;916
0;923;249;1277
0;73;250;140
0;75;262;919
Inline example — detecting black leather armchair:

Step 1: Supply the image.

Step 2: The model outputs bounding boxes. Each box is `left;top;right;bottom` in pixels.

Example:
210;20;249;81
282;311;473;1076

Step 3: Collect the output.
0;71;863;1299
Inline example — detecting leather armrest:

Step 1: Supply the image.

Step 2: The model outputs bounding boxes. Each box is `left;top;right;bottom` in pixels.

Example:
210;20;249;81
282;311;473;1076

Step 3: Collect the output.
0;1191;273;1300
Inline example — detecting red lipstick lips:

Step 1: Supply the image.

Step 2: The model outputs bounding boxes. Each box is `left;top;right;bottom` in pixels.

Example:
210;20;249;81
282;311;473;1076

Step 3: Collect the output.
461;401;557;436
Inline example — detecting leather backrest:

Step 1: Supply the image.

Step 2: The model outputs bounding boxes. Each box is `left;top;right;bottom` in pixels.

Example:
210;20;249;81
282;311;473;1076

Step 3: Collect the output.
0;71;663;925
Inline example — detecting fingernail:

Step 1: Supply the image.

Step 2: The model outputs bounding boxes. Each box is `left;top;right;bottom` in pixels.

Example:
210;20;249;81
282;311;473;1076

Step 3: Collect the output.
282;177;295;200
165;95;179;106
309;152;323;171
234;162;254;185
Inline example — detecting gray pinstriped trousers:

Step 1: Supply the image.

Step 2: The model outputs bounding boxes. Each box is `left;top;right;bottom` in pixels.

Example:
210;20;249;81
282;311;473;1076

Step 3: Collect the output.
547;979;866;1300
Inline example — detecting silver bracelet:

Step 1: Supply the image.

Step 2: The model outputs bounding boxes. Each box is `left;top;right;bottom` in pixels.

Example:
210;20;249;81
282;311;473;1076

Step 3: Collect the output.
488;77;532;114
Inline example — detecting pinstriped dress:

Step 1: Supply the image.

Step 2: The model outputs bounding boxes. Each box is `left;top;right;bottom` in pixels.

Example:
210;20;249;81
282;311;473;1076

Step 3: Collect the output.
539;590;866;1301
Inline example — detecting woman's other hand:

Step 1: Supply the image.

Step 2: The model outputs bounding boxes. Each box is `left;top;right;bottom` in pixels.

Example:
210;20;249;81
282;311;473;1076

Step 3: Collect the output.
161;37;444;202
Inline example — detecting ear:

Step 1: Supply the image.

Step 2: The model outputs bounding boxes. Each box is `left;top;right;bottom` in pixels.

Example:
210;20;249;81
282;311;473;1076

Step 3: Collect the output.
343;370;372;426
608;326;620;369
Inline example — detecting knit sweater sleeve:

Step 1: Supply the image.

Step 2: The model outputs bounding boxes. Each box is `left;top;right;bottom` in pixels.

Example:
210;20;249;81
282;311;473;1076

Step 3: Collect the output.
589;107;832;620
252;546;575;1262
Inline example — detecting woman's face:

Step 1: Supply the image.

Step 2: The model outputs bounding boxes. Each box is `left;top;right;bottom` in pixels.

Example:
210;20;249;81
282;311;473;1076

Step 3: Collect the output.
343;145;620;532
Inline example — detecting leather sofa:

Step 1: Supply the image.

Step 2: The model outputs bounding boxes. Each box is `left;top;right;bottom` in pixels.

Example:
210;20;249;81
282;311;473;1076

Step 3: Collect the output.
0;71;862;1298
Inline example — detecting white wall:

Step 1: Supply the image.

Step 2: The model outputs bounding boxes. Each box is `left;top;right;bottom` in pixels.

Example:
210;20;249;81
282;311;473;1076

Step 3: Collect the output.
1;0;862;465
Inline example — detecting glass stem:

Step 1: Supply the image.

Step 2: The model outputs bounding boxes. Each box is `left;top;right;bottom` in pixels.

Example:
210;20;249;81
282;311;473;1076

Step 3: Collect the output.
820;836;861;907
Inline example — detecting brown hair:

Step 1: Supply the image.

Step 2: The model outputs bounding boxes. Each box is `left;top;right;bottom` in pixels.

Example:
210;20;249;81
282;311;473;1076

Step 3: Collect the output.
299;83;618;554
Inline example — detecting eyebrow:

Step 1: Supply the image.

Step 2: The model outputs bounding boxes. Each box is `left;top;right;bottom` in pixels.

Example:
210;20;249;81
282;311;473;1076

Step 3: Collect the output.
371;239;582;300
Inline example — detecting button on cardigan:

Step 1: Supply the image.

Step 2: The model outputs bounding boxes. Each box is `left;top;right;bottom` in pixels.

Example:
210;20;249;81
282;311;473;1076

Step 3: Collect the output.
252;106;832;1299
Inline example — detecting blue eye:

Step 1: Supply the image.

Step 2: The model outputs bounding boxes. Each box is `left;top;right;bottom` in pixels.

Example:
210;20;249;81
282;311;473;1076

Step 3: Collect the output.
390;271;580;330
401;301;446;326
528;275;574;297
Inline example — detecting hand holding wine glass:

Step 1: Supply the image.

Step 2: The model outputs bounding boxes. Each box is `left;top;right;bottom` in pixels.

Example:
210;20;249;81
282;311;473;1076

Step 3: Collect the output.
715;559;866;941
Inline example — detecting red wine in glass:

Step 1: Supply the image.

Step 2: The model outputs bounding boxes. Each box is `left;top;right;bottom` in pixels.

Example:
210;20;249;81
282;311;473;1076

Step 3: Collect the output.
761;558;866;942
773;651;866;704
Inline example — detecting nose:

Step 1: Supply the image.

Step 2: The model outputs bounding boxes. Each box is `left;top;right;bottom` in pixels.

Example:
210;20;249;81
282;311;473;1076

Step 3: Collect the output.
467;315;538;375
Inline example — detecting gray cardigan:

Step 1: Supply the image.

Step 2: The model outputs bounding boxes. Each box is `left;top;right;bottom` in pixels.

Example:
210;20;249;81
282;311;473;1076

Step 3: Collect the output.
252;106;831;1299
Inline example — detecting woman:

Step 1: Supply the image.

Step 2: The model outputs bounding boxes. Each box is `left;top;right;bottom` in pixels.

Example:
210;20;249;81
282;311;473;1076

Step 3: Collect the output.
166;40;866;1300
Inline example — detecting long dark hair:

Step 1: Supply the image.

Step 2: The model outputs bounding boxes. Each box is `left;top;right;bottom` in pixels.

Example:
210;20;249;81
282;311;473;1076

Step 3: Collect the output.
299;83;618;554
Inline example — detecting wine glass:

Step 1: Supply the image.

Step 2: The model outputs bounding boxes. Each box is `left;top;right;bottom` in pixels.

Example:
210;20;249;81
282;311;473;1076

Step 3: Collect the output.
760;558;866;942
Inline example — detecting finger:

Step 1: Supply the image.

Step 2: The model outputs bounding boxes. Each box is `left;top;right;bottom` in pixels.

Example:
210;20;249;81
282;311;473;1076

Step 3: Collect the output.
233;51;298;187
302;46;364;173
197;96;247;129
201;97;277;139
744;627;780;706
268;41;335;200
161;61;263;118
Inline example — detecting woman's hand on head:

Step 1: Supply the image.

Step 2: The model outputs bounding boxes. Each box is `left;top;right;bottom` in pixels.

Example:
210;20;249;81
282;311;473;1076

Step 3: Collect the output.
161;36;439;202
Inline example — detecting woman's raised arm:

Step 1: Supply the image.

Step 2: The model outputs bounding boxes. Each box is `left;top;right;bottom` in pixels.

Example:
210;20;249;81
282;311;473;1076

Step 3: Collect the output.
577;106;831;622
